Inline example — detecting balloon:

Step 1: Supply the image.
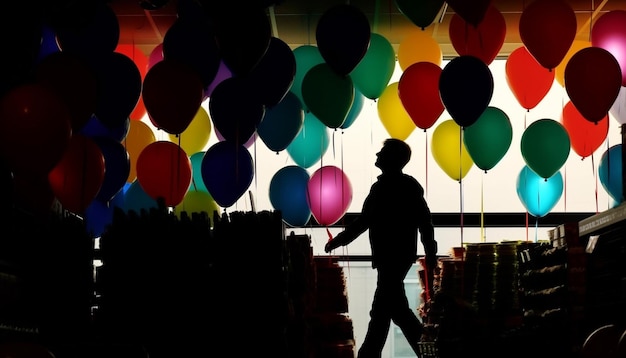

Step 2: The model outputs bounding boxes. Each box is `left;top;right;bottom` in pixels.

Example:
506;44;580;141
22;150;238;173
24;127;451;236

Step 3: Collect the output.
48;134;105;214
201;141;254;208
0;83;72;175
214;127;257;149
269;165;312;227
123;120;156;183
81;114;130;142
591;10;626;86
599;144;624;203
204;60;232;98
562;100;608;159
448;4;506;65
168;106;212;155
350;33;396;100
505;46;555;110
292;45;324;112
189;151;209;193
398;61;444;131
555;40;591;87
439;55;494;128
122;179;159;214
257;91;304;152
610;86;626;125
36;24;61;62
341;88;364;130
93;136;131;203
306;165;353;226
136;140;192;207
13;171;55;216
378;82;416;141
394;0;444;29
565;47;623;124
286;112;330;169
247;36;296;108
516;165;564;217
519;0;577;70
212;8;271;76
162;16;221;88
520;118;571;179
463;106;512;172
209;76;265;144
316;4;371;76
148;43;164;70
143;59;204;135
445;0;491;28
35;51;97;132
115;43;149;122
397;29;443;70
55;2;119;57
431;120;474;181
85;189;125;238
302;63;355;129
174;190;221;220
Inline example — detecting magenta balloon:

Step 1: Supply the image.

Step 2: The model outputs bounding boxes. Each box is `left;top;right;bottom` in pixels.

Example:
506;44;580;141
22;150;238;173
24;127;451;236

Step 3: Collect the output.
591;10;626;86
306;165;353;226
148;43;164;70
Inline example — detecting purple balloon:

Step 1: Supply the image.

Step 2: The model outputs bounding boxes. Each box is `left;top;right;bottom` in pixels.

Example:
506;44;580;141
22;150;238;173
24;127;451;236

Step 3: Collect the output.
205;60;233;99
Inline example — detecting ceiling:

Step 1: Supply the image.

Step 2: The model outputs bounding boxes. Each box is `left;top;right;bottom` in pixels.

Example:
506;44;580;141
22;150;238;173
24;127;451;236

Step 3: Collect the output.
108;0;625;58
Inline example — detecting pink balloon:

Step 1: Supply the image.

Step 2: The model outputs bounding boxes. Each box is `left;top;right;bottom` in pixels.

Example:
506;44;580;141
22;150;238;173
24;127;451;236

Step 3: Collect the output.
148;43;164;70
591;10;626;86
306;165;352;226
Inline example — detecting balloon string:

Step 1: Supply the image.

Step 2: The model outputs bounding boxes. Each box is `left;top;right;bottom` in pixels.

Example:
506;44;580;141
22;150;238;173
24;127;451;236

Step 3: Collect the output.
481;173;484;242
425;130;429;199
252;134;258;210
459;126;464;247
373;0;380;33
534;217;539;243
592;153;599;214
525;211;529;242
564;164;567;212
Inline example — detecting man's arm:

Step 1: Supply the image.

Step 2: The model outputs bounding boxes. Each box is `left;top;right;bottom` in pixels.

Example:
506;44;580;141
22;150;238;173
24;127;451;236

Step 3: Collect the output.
325;215;368;252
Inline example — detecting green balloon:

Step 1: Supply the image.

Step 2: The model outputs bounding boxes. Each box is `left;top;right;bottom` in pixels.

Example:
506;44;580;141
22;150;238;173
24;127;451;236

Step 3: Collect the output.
302;63;355;129
286;112;330;168
395;0;445;29
521;118;571;179
463;106;513;172
350;33;395;100
292;45;324;112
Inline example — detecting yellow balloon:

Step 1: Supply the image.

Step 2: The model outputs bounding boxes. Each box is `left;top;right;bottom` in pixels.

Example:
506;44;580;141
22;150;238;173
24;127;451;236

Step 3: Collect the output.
377;82;416;141
555;40;591;87
431;119;474;181
397;29;443;71
174;190;221;221
168;106;212;154
123;120;156;183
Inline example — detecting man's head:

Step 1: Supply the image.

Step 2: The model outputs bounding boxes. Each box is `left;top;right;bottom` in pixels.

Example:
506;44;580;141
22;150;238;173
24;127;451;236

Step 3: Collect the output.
375;138;411;172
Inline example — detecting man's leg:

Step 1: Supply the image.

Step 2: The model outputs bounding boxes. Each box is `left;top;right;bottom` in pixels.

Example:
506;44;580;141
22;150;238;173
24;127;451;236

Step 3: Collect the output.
357;269;392;358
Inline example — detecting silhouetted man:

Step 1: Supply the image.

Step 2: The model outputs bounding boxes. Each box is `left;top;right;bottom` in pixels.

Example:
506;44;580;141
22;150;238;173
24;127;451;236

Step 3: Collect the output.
325;138;438;358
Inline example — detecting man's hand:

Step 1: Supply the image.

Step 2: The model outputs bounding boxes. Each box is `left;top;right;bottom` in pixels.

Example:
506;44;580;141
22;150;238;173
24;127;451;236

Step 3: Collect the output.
325;232;344;252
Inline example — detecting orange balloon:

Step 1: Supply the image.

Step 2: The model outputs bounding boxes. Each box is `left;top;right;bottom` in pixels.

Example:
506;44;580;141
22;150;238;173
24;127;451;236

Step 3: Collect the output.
377;82;416;141
397;29;442;70
555;40;591;87
123;120;156;183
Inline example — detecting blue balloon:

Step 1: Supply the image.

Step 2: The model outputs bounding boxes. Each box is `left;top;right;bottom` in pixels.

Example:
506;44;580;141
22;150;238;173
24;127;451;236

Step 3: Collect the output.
93;136;131;203
516;165;563;217
84;189;125;238
36;24;61;62
286;112;330;168
599;144;623;204
269;165;311;226
81;114;130;142
257;91;304;153
201;141;254;208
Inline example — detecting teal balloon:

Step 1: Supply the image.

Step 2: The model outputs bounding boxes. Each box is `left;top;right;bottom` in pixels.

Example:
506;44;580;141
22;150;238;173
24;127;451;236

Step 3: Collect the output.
463;106;513;172
190;151;209;193
269;165;311;226
341;88;364;129
302;62;355;128
257;91;305;152
292;45;324;112
349;33;395;100
516;165;563;217
520;118;570;179
287;112;330;168
599;144;623;203
395;0;445;29
122;180;158;213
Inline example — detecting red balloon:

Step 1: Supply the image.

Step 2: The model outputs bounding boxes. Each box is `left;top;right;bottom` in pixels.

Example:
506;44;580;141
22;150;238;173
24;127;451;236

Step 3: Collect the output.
561;100;608;159
143;59;204;135
48;134;105;214
398;61;444;130
565;47;623;124
0;83;72;175
13;171;55;216
519;0;577;70
445;0;491;28
591;10;626;86
505;46;555;110
448;4;505;65
136;140;192;206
